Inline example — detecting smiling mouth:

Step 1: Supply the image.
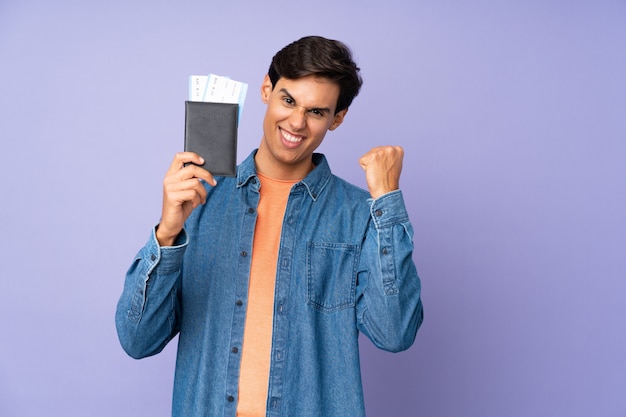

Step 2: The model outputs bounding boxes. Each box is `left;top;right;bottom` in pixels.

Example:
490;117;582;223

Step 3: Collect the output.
281;128;304;143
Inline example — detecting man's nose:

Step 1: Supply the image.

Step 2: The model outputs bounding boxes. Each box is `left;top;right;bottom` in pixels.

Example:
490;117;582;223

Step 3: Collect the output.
288;106;307;130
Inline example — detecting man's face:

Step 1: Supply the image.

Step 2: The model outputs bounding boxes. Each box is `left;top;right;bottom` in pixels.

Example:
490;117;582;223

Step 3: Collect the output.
256;74;347;180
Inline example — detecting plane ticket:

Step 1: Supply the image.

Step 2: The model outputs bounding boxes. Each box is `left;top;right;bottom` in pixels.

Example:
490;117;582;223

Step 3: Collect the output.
188;74;248;123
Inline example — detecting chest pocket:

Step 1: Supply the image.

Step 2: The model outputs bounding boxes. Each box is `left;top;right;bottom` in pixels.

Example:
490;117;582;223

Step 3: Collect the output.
306;242;359;312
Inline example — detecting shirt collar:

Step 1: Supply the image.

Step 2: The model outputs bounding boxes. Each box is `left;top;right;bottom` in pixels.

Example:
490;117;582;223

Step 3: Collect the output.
237;150;332;201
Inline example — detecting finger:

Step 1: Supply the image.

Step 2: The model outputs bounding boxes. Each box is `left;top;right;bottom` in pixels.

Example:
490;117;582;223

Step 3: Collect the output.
392;145;404;160
166;152;206;175
167;162;216;187
192;166;217;186
191;178;209;204
165;177;209;202
358;152;374;169
167;189;206;209
164;189;206;212
361;146;404;166
186;181;209;206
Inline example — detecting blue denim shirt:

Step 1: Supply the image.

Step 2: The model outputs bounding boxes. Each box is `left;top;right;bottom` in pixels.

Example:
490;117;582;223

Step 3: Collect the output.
116;151;423;417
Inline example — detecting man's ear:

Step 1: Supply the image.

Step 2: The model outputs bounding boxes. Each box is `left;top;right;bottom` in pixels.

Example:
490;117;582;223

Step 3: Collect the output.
329;108;348;131
261;74;272;104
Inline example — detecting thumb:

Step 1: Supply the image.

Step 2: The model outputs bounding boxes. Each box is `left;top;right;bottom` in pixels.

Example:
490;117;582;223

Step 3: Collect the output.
358;153;372;170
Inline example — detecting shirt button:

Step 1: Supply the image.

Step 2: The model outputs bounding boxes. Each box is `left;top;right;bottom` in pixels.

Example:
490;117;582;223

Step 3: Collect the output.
231;347;239;353
227;395;235;402
241;251;248;257
150;254;156;261
236;300;243;307
375;209;383;217
248;207;255;213
382;248;389;255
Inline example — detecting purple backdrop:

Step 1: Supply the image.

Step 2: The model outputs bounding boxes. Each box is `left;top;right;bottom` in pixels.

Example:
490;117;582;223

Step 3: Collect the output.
1;1;625;416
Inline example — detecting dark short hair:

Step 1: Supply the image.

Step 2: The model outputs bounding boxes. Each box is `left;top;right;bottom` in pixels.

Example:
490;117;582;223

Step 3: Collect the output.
268;36;363;114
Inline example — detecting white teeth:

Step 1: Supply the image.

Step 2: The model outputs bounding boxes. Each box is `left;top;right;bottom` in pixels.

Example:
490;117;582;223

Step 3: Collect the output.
282;129;303;143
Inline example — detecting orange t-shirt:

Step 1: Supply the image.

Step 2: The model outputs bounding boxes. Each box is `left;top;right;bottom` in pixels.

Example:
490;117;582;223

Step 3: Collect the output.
237;173;296;417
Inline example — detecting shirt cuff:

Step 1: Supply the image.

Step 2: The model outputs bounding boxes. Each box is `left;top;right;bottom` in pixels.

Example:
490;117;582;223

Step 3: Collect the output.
143;225;189;274
368;190;410;229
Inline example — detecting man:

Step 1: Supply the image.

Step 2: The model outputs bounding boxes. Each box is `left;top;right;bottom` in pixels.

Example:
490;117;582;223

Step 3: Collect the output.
116;35;423;417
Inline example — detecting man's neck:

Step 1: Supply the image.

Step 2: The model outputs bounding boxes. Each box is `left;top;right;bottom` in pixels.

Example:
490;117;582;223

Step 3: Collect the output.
254;146;314;181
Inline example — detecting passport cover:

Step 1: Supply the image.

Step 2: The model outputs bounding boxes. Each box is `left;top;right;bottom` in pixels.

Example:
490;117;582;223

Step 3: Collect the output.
184;101;238;177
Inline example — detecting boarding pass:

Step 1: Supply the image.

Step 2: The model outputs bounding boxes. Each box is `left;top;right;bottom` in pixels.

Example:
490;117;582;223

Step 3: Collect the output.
189;74;248;123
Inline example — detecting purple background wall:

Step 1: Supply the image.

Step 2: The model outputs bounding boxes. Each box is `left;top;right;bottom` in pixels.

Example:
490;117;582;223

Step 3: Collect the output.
1;1;625;416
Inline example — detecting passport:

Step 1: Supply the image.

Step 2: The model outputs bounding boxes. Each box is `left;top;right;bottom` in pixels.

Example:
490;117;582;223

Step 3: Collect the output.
184;101;238;177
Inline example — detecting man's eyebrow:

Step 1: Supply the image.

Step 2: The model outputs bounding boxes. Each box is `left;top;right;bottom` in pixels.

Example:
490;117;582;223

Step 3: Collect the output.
279;88;331;113
279;88;295;101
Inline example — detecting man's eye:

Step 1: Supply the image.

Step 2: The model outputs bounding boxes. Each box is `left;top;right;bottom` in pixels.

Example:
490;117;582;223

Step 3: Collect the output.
283;97;295;106
310;109;325;119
